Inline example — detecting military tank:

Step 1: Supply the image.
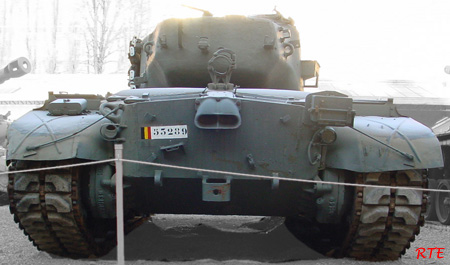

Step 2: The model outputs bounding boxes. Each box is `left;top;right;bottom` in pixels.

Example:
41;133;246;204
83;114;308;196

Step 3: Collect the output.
0;57;31;146
6;12;442;260
425;67;450;225
0;57;31;85
427;121;450;225
0;111;11;173
1;57;31;172
0;111;10;147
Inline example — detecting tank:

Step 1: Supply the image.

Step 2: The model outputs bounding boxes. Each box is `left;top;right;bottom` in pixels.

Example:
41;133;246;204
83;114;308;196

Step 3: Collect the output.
0;57;31;147
0;111;11;172
419;67;450;225
0;111;10;147
1;57;31;172
0;57;31;85
6;13;443;260
426;118;450;224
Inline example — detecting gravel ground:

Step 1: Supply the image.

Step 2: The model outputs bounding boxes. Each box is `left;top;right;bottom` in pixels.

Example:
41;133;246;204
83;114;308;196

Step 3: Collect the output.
0;205;449;265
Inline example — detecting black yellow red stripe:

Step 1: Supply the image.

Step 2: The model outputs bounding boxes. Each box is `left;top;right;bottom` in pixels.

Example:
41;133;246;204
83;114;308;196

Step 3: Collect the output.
141;127;151;139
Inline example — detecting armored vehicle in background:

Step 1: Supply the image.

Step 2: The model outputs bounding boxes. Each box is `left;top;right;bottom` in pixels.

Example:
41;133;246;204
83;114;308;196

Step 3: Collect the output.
421;67;450;225
1;57;31;172
426;119;450;224
0;57;31;148
6;13;442;260
0;111;11;148
0;57;31;85
0;57;31;147
0;111;11;172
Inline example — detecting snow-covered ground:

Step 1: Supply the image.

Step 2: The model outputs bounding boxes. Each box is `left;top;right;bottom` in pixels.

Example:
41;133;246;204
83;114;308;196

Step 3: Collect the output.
1;74;449;121
0;74;127;120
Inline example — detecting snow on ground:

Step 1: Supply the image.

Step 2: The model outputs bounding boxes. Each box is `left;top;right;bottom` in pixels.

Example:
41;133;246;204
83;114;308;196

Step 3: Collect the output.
0;74;126;120
1;74;450;120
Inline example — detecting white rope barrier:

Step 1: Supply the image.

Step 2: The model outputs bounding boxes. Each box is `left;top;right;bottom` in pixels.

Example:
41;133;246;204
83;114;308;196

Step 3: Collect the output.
0;159;116;176
1;157;450;193
121;158;450;193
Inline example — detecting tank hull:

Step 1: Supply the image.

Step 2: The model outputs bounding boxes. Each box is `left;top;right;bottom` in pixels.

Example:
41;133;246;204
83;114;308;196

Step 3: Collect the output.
4;12;444;261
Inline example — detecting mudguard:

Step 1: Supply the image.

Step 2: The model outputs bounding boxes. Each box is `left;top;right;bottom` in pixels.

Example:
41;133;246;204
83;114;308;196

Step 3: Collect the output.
6;110;113;161
326;116;443;172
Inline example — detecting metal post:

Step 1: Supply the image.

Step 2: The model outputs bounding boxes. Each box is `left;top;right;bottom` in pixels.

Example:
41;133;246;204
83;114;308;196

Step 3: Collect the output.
115;144;125;265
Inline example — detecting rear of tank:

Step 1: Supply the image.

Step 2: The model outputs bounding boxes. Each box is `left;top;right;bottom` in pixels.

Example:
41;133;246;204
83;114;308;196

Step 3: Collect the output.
113;89;317;216
119;15;321;217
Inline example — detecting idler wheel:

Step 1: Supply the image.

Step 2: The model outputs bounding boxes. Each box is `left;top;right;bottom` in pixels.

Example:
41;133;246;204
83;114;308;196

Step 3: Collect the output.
435;179;450;225
424;179;437;221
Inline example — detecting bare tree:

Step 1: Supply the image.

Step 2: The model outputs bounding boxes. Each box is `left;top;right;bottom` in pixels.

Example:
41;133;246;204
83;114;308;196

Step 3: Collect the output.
82;0;124;74
115;0;152;73
24;0;39;73
46;0;59;73
129;0;153;38
0;1;12;66
67;21;81;73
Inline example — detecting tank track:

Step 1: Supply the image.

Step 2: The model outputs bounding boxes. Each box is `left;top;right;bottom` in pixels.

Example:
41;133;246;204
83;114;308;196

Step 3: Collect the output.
338;170;426;260
7;161;146;258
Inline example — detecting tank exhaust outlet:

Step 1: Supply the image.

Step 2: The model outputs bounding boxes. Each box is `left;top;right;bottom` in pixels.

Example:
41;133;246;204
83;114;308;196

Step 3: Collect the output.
194;98;241;129
100;124;120;140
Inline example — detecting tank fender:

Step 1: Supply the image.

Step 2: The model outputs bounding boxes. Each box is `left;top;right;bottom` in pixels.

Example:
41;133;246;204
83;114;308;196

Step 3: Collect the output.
6;110;113;161
326;116;443;172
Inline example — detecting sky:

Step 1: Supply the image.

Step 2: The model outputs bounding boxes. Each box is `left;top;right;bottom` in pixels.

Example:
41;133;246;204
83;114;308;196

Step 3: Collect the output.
4;0;450;84
147;0;450;83
2;0;450;118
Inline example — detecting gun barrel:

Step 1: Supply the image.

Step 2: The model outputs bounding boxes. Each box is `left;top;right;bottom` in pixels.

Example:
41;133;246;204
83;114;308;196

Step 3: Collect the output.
0;57;32;84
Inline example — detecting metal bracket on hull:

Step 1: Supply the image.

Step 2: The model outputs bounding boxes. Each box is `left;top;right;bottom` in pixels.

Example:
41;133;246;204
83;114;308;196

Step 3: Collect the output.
154;170;163;187
202;176;231;202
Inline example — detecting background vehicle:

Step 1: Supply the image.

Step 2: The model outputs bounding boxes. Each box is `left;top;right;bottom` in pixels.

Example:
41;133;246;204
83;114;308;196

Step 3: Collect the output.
1;57;31;172
421;66;450;225
425;117;450;224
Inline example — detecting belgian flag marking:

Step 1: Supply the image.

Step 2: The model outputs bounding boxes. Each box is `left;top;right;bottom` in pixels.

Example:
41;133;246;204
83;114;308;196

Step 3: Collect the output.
141;127;152;139
141;125;188;140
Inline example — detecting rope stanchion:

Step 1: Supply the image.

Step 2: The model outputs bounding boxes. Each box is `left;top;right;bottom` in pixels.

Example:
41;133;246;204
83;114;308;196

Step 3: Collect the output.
114;144;125;265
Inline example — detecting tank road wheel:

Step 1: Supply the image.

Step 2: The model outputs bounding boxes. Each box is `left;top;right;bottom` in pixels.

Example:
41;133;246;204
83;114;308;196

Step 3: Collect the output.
435;179;450;225
7;160;117;258
424;179;437;221
286;170;427;261
284;169;354;256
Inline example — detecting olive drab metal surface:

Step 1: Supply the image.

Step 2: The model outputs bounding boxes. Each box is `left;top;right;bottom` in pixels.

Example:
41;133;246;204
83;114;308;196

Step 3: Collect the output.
5;12;443;261
128;12;319;90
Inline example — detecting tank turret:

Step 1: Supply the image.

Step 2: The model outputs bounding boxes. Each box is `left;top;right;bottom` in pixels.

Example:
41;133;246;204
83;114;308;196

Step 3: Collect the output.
0;57;31;84
128;13;319;90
